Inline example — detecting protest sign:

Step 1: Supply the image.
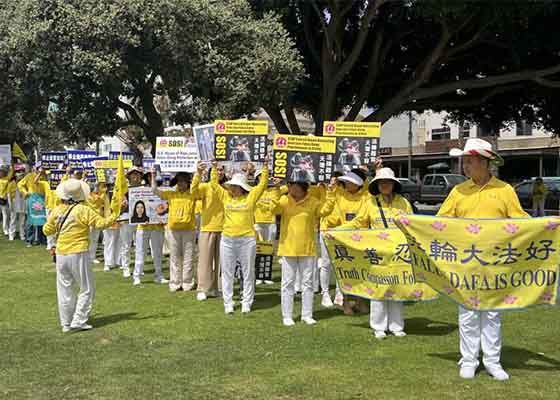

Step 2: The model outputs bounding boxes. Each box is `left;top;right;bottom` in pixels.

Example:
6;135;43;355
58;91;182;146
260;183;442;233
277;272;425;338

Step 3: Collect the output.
48;169;66;190
128;186;168;225
93;159;133;184
214;120;268;163
0;145;11;166
67;150;96;171
323;229;438;302
27;193;47;226
155;136;199;173
395;215;560;310
323;121;381;171
272;134;337;183
40;152;67;171
193;124;215;161
109;151;134;161
83;157;107;183
256;241;274;282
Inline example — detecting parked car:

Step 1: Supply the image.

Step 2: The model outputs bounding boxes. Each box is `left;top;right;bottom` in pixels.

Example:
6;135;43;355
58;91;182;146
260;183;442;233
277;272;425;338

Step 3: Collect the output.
514;177;560;215
397;178;421;203
420;174;467;204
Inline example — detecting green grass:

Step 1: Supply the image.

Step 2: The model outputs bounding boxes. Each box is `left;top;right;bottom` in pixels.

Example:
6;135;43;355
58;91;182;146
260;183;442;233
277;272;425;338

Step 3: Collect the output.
1;236;559;400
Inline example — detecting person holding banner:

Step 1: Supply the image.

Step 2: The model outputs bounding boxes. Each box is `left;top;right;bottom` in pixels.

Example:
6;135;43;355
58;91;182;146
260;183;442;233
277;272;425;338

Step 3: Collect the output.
18;167;47;247
151;171;197;292
340;167;412;339
43;179;118;332
191;163;227;301
119;166;144;278
0;166;12;236
34;168;62;251
208;157;268;314
437;138;528;381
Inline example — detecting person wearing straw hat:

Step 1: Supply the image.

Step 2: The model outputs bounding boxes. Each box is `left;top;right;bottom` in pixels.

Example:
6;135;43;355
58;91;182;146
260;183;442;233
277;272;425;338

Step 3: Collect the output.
438;138;528;381
151;170;197;292
43;179;118;332
340;167;413;339
206;157;269;314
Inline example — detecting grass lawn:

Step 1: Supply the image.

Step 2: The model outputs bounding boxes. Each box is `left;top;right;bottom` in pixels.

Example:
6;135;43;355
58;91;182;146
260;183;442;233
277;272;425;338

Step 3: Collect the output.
1;236;559;400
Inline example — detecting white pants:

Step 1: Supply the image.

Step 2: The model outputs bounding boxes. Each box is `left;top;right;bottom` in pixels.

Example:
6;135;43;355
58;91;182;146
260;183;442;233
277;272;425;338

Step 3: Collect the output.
458;306;502;369
220;236;256;309
281;256;315;319
89;229;101;262
0;204;9;235
254;223;276;241
9;211;25;240
167;230;195;290
56;252;95;328
370;300;404;333
103;229;120;267
134;229;164;280
119;223;137;271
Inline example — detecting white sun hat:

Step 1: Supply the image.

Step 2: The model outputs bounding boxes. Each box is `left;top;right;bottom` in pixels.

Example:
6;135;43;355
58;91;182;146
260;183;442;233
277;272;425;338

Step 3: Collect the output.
368;167;402;195
56;178;91;202
449;138;504;166
337;171;364;187
225;173;253;192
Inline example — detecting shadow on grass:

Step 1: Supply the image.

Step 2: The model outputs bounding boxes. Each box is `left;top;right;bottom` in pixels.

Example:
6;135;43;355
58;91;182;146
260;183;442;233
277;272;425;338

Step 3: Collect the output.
89;313;166;328
349;317;457;336
428;347;560;372
251;291;282;311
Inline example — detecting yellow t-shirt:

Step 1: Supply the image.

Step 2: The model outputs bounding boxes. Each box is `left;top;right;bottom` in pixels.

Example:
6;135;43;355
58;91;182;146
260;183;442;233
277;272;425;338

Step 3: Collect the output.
328;188;368;228
191;175;225;232
343;193;412;229
437;176;529;219
273;192;335;257
255;187;282;224
212;168;268;237
157;188;197;231
17;172;46;197
43;203;116;255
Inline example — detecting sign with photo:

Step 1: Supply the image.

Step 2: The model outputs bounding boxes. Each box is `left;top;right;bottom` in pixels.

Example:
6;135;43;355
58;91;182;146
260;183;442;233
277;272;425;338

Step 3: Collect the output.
48;169;66;190
128;186;169;225
193;124;215;161
155;136;199;173
323;121;381;171
0;145;11;166
214;120;268;162
272;134;337;183
40;152;67;171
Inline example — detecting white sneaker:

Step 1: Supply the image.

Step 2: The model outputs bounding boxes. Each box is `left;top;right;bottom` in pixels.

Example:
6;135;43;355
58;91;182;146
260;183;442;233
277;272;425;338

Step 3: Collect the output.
225;305;234;315
459;365;477;379
62;326;71;333
392;331;407;337
123;269;131;278
183;283;195;292
103;265;111;272
70;323;92;331
93;259;101;264
8;235;14;241
374;330;387;340
264;280;274;285
283;318;295;327
133;278;141;286
197;292;207;301
255;279;263;285
26;244;32;248
486;365;509;381
301;317;317;325
334;294;344;306
154;277;169;284
321;293;334;308
241;305;251;314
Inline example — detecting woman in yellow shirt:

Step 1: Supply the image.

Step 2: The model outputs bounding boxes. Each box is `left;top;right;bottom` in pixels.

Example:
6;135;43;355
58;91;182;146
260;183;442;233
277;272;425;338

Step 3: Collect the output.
8;168;26;241
207;158;268;314
87;182;109;264
43;179;117;332
0;165;11;236
152;171;198;292
342;168;413;339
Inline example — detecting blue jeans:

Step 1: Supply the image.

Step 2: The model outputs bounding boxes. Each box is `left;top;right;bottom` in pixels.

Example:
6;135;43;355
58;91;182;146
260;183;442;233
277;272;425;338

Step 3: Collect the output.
26;223;46;245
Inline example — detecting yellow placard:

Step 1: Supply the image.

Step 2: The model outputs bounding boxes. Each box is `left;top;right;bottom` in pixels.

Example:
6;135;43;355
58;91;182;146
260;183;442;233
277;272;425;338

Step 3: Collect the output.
395;215;560;311
214;120;268;135
323;229;439;301
256;241;274;256
93;159;133;169
272;134;337;153
323;121;381;137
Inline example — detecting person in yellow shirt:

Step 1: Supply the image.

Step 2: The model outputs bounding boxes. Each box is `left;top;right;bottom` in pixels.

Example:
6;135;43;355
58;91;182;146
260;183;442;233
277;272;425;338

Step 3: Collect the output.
0;165;11;236
341;167;413;339
531;177;548;217
33;168;63;251
8;168;26;241
271;179;336;326
103;182;121;272
132;173;168;286
43;179;117;332
87;182;109;264
19;167;47;247
207;158;268;314
151;171;197;292
438;138;528;381
191;162;227;301
119;166;144;278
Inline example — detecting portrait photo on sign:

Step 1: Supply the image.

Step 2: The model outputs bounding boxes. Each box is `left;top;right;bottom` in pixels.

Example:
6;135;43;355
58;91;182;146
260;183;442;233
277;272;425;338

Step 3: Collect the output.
289;152;316;183
128;187;169;225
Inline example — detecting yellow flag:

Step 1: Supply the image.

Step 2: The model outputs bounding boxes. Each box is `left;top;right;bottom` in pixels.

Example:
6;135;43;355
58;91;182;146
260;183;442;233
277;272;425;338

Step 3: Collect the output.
12;143;27;161
110;153;128;216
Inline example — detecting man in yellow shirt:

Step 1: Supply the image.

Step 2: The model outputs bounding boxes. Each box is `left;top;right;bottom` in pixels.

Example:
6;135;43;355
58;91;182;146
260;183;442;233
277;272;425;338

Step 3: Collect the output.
43;179;117;332
0;165;12;236
438;138;528;381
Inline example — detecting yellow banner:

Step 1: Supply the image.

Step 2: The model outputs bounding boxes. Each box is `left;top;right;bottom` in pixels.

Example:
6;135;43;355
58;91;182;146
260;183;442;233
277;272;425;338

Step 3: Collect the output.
93;159;133;169
323;229;439;301
110;154;128;217
12;142;28;161
214;120;268;135
395;215;560;311
272;134;336;153
323;121;381;137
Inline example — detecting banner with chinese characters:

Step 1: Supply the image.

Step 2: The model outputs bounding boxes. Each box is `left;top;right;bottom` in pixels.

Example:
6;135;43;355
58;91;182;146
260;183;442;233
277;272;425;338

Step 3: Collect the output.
40;152;67;171
155;136;199;172
214;120;268;162
93;159;133;184
83;156;107;184
48;169;66;190
272;134;337;183
395;215;560;311
256;241;274;281
323;121;381;172
66;150;96;171
109;151;134;161
322;229;439;302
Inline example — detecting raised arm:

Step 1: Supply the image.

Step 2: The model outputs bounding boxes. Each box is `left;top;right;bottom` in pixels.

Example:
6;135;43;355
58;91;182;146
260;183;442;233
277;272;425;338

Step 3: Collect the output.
210;161;226;201
247;166;268;207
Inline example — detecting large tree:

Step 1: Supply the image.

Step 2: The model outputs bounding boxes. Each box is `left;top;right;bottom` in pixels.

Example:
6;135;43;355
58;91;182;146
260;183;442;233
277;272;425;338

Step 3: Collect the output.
5;0;303;152
251;0;560;134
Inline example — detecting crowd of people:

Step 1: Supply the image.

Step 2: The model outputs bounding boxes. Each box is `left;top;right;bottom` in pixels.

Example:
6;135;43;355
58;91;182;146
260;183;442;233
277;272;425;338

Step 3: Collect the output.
0;138;544;381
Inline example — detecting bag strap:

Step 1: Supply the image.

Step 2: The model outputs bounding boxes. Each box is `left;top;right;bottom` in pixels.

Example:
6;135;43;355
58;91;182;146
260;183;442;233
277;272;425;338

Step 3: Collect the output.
54;204;78;244
375;196;389;229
